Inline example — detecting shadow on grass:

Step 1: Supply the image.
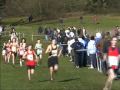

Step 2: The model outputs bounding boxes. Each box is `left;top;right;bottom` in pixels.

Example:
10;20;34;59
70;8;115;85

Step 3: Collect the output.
38;79;50;82
58;78;80;82
38;77;80;82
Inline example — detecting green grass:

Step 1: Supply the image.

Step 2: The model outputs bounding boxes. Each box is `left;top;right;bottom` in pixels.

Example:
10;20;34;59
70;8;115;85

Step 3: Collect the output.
0;15;120;90
2;15;119;36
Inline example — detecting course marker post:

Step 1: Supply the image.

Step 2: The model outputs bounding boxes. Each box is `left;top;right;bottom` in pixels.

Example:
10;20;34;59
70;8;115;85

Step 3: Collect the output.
32;34;33;41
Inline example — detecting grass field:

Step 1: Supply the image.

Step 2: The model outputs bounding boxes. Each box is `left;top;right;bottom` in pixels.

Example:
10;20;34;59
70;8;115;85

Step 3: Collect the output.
0;16;120;90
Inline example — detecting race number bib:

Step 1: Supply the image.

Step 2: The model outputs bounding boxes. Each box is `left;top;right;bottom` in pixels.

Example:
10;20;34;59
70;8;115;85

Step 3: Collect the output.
37;49;42;55
108;56;119;66
7;48;11;52
19;50;24;55
27;54;33;61
12;46;17;52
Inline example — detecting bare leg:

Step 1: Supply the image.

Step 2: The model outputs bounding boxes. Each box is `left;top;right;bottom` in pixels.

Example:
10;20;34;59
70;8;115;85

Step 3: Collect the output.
103;69;116;90
20;60;22;67
20;59;22;67
54;65;58;73
7;53;11;63
36;57;39;66
28;69;31;80
40;54;42;60
31;69;34;75
39;55;42;64
50;67;54;81
12;53;15;65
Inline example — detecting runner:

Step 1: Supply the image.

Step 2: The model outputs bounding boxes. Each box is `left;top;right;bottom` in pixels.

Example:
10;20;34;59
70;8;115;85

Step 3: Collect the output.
2;43;7;63
45;39;62;81
20;38;26;49
18;38;26;66
35;39;43;66
18;43;25;67
103;37;120;90
10;38;19;65
23;44;37;80
6;40;11;63
10;28;18;41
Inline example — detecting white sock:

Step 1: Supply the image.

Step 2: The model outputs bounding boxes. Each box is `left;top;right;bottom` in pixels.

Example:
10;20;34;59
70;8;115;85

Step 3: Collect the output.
20;61;22;66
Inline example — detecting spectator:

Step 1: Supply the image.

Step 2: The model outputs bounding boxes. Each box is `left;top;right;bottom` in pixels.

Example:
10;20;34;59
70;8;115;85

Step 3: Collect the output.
0;25;3;35
87;36;97;69
102;32;111;74
82;27;87;38
95;32;102;44
10;28;18;41
71;37;84;68
59;17;64;28
61;37;68;56
92;15;99;24
37;26;43;34
67;37;75;61
80;16;83;24
28;15;33;22
44;28;49;41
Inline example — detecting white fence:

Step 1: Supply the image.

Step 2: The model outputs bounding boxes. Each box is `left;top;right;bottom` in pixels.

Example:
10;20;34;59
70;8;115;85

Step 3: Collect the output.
0;31;25;40
1;31;46;42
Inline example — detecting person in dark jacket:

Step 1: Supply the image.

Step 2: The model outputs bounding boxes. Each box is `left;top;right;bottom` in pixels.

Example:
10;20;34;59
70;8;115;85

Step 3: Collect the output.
71;37;84;68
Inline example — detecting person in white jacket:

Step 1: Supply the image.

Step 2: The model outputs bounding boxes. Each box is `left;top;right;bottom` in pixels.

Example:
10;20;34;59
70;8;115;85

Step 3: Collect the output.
0;25;3;35
67;38;75;61
87;36;97;69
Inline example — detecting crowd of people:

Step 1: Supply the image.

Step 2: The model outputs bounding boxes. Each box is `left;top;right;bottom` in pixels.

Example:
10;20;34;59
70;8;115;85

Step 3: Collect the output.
1;26;120;90
1;28;43;80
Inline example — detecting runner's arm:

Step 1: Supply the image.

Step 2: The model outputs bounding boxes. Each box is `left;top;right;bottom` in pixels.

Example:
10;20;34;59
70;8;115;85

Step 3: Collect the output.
22;52;27;60
103;53;107;61
118;48;120;61
45;45;51;54
34;44;37;50
33;51;37;60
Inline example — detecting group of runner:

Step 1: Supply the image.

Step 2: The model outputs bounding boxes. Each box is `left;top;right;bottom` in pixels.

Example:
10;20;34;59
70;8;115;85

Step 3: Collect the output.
2;29;44;80
1;28;62;81
1;26;120;90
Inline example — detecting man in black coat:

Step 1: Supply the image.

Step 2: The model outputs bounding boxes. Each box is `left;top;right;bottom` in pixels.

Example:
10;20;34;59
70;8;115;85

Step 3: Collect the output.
71;37;84;68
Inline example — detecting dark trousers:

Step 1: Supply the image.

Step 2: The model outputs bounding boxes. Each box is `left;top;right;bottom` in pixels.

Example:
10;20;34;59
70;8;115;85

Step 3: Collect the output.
83;51;87;67
71;49;75;62
74;52;84;67
87;55;90;66
62;45;68;56
101;61;107;74
89;54;97;68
